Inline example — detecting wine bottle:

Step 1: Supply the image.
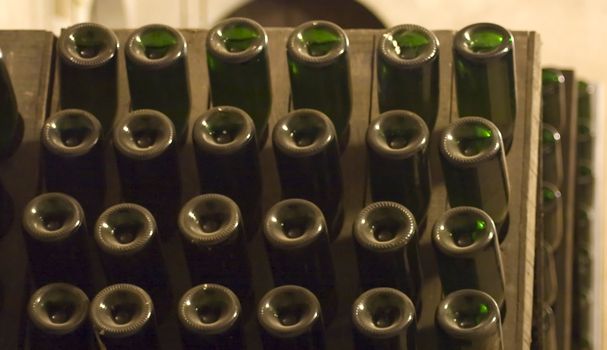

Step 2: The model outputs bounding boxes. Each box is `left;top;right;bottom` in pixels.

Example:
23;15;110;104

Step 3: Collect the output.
541;124;563;187
541;68;566;131
542;183;563;253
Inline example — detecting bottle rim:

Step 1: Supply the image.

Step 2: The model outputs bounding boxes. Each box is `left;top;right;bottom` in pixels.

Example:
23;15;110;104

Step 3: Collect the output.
272;109;336;157
454;22;513;61
439;116;503;167
263;198;327;250
94;203;157;256
22;192;84;242
432;206;497;257
206;17;268;64
366;110;429;160
379;24;439;68
177;283;241;335
28;283;89;336
178;194;242;246
257;285;321;338
126;24;187;69
58;22;119;68
113;109;176;161
436;289;501;339
287;20;349;67
541;68;565;91
42;109;102;158
353;201;416;252
541;123;561;155
192;106;256;155
90;283;154;338
352;287;415;339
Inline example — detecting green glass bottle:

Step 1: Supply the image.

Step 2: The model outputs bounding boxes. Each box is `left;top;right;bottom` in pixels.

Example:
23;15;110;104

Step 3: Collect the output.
0;48;22;157
366;110;430;223
436;289;503;350
432;206;505;309
542;183;563;253
576;161;594;207
542;124;563;187
287;20;352;149
541;68;566;131
453;23;516;151
206;17;271;147
575;205;592;247
577;81;594;162
377;24;439;130
57;23;118;133
439;117;510;241
125;24;190;141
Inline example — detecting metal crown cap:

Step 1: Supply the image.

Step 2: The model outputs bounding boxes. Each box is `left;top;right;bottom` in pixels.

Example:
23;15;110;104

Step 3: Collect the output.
454;22;513;61
94;203;156;256
178;283;241;335
113;109;175;161
178;194;242;246
258;285;321;338
287;20;348;67
367;110;429;160
23;192;84;243
28;283;89;336
126;24;186;69
58;22;118;68
379;24;439;68
263;198;327;250
352;287;415;339
353;201;417;253
192;106;256;155
432;206;496;258
207;17;268;64
436;289;501;339
273;109;336;158
42;109;102;158
440;116;503;167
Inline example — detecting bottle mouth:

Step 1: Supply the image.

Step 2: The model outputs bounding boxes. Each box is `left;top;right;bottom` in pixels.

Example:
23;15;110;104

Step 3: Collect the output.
193;106;256;154
454;22;513;60
42;109;102;157
28;283;89;336
126;24;186;68
207;17;267;63
273;109;335;157
258;285;321;338
263;199;326;249
367;110;429;159
178;194;241;246
90;284;153;338
541;68;565;96
22;193;84;242
94;203;156;255
440;117;502;166
542;182;562;213
113;109;175;160
379;24;438;67
432;206;496;256
436;289;500;339
541;124;560;156
178;283;241;335
352;287;415;338
353;201;416;252
58;22;118;68
287;20;348;67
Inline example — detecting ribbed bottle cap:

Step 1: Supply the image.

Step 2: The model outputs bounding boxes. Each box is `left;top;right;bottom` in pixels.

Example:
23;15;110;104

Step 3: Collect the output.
28;283;89;336
379;24;438;68
125;24;186;69
542;68;565;95
207;17;267;64
178;283;241;335
192;106;256;155
263;199;327;250
367;110;429;160
90;283;154;338
258;285;321;338
42;109;102;157
113;109;175;161
454;23;513;61
541;124;560;156
353;201;416;253
542;182;562;214
272;109;336;157
352;287;415;339
178;194;242;246
94;203;156;256
287;20;348;67
23;193;85;242
58;22;118;68
440;116;503;167
432;206;496;258
436;289;501;339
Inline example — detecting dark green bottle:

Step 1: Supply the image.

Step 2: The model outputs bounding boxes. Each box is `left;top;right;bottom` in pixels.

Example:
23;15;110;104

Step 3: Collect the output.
57;23;118;133
542;183;563;253
436;289;503;350
453;23;516;151
577;81;594;162
439;117;510;241
542;124;563;187
287;20;352;149
0;48;22;157
541;68;566;131
351;288;416;350
543;246;557;306
366;110;430;223
125;24;190;141
576;161;594;207
575;205;592;247
432;206;505;309
206;17;271;147
377;24;439;130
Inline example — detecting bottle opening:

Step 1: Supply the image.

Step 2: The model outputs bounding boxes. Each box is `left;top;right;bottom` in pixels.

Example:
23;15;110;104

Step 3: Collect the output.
390;29;431;60
366;207;408;243
290;127;321;147
42;213;68;232
73;27;106;59
220;23;260;53
103;207;151;247
379;117;421;150
56;114;96;148
112;222;142;244
36;198;74;232
132;129;158;149
203;110;247;145
196;303;223;324
110;302;138;325
179;284;240;333
276;303;306;326
453;123;494;157
300;26;342;57
198;213;227;233
463;28;505;53
448;216;487;248
137;28;178;59
453;302;490;328
371;305;399;328
280;216;312;239
43;300;76;324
